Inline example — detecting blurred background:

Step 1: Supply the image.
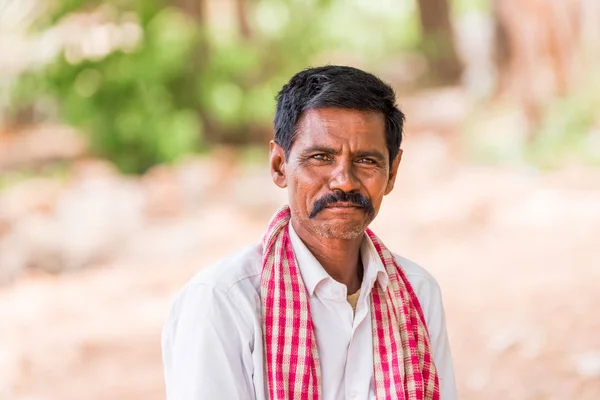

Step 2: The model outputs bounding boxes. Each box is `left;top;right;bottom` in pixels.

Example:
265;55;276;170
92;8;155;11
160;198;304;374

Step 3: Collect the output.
1;0;599;398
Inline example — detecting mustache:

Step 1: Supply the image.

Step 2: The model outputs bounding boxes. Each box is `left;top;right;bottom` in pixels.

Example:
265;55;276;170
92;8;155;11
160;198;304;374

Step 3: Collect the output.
308;190;375;219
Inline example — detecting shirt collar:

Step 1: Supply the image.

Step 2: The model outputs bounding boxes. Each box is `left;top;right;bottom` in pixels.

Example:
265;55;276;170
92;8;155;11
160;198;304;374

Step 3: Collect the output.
287;224;330;297
359;232;390;292
287;223;389;297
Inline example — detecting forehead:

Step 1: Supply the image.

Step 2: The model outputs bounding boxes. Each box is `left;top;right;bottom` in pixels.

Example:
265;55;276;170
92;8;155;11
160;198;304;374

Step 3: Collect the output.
293;107;386;150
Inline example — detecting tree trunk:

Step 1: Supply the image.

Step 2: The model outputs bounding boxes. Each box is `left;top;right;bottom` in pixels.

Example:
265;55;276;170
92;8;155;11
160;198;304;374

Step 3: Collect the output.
415;0;463;84
170;0;212;141
172;0;206;21
235;0;252;39
491;0;580;141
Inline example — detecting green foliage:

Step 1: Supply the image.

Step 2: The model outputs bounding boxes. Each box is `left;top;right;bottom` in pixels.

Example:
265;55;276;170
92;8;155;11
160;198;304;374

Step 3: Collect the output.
10;0;421;173
13;3;204;173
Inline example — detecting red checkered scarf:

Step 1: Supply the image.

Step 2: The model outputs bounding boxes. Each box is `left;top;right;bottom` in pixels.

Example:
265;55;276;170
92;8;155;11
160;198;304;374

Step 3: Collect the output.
260;206;440;400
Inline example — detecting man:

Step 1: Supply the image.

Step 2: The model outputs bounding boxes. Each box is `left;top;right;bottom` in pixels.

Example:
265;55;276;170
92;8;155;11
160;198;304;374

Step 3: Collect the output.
162;65;457;400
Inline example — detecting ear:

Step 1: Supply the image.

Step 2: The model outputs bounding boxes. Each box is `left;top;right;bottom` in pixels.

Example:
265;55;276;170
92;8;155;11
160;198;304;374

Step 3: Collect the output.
270;140;287;188
384;148;402;195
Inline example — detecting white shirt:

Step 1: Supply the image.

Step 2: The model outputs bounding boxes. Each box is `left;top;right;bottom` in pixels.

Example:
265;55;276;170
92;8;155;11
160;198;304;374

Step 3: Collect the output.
162;225;457;400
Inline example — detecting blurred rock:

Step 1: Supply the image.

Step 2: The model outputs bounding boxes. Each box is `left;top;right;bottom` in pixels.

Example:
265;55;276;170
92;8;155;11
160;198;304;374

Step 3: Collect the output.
55;172;146;271
0;178;62;220
68;158;119;180
0;125;86;171
0;178;63;283
0;215;62;276
174;157;220;210
141;165;185;219
230;164;286;214
0;155;252;282
123;220;202;264
141;156;223;218
0;161;147;282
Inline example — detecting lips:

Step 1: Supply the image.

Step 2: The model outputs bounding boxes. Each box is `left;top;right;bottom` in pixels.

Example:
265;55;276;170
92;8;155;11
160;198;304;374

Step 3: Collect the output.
324;202;363;209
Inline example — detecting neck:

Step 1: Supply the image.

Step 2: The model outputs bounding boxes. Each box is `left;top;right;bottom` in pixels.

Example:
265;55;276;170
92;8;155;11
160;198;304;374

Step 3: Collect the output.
291;219;364;294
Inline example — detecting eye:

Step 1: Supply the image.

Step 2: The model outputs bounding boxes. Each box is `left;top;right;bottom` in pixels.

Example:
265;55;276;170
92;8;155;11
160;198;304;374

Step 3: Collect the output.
356;158;376;164
312;154;331;161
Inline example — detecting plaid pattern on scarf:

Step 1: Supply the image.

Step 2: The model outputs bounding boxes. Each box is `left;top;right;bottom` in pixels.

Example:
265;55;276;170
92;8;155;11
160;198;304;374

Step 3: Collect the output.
260;206;440;400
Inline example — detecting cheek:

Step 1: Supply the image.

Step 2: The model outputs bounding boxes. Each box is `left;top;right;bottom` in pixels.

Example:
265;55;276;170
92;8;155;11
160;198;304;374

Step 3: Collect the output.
287;170;324;209
363;171;389;194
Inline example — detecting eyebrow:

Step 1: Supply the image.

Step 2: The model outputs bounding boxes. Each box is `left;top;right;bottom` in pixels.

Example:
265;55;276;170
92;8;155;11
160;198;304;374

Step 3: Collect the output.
301;146;387;162
302;146;341;156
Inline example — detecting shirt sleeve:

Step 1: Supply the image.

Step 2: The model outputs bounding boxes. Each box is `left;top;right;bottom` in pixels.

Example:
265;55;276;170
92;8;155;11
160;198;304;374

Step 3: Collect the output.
161;283;255;400
423;279;458;400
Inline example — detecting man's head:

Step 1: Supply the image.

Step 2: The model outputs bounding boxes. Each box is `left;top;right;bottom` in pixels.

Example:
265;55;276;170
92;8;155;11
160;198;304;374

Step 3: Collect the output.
270;65;405;239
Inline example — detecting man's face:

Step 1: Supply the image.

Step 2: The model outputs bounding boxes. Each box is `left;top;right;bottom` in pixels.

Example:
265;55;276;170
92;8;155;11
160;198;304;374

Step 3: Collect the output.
270;107;401;239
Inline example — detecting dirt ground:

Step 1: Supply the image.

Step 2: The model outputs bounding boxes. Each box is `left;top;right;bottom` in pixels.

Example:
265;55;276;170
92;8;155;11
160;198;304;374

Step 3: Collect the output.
1;137;599;400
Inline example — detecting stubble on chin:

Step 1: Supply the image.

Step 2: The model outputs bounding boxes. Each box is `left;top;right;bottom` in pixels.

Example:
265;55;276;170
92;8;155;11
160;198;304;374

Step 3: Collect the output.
313;222;365;239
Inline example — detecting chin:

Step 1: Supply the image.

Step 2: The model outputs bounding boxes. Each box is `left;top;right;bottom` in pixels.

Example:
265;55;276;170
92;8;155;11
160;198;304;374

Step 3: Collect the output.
312;221;366;240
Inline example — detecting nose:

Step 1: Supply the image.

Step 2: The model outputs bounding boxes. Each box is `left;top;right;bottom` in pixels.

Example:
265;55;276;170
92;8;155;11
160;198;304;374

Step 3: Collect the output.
328;160;360;193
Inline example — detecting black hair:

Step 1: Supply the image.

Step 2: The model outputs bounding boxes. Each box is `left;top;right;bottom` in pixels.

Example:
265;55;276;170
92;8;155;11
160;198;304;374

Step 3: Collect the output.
274;65;405;163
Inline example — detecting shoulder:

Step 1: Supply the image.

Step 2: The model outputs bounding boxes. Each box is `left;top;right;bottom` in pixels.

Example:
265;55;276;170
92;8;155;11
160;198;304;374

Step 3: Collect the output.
186;243;263;293
166;243;263;323
163;243;263;341
392;253;441;293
